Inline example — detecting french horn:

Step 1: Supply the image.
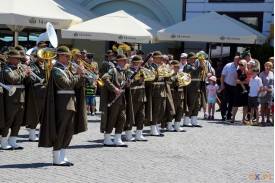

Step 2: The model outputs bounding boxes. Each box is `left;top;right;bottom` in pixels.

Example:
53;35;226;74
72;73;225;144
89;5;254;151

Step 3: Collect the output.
134;67;156;82
176;72;191;87
157;64;174;78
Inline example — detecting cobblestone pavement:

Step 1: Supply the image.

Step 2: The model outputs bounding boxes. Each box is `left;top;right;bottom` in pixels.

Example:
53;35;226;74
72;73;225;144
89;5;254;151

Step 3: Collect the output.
0;99;273;183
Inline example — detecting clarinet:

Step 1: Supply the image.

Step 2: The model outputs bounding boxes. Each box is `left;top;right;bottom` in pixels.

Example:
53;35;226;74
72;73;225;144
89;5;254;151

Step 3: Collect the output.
107;53;152;107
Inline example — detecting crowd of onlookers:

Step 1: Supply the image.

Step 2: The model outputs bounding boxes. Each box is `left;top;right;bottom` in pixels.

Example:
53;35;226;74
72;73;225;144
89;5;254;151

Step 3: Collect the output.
216;51;273;126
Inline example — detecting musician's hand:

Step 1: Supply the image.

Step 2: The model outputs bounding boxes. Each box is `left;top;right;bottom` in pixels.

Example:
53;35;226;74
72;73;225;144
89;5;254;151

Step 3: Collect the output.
77;66;84;76
25;66;31;76
114;87;121;96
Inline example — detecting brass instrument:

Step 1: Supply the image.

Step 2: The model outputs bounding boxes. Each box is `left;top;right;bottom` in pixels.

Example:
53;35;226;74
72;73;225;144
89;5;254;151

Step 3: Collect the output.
134;67;155;82
36;22;58;81
157;64;174;78
196;52;208;81
176;72;191;87
18;63;44;84
70;60;104;87
37;47;56;81
0;82;16;96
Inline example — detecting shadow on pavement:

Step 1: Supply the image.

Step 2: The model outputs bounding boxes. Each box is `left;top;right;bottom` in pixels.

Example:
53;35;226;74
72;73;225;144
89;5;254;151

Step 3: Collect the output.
0;163;52;169
87;139;103;143
68;144;103;149
207;121;245;126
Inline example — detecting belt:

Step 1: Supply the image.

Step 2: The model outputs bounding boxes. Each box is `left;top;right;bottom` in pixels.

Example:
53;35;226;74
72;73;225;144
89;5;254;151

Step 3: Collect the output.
153;82;165;85
130;86;145;90
171;88;183;92
33;83;43;87
7;85;25;88
191;79;201;81
57;90;75;94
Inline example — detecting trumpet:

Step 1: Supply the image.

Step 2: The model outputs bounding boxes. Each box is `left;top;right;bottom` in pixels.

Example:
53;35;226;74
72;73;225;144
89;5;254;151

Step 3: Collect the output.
18;64;45;84
0;82;16;96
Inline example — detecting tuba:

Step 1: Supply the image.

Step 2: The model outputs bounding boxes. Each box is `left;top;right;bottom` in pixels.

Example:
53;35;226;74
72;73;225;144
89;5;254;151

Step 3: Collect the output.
36;22;58;81
176;72;191;87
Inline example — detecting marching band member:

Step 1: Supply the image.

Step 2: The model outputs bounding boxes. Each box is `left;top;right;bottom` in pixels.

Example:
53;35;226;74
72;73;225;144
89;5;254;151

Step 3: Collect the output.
167;60;185;132
124;55;147;141
100;54;128;147
25;50;46;141
183;52;204;127
147;51;168;136
1;49;30;150
39;46;87;166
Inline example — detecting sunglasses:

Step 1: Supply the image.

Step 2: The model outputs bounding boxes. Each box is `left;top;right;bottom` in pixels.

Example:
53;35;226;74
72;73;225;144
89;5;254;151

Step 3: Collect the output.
238;64;244;66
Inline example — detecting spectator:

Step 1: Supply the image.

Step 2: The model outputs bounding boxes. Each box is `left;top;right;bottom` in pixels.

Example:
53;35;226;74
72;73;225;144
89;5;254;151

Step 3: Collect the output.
179;53;188;72
259;61;274;126
206;76;219;120
231;59;249;124
220;54;239;121
247;67;263;125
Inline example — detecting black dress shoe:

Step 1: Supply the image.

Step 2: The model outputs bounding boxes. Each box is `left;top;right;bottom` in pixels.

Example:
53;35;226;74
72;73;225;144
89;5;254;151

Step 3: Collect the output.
53;162;71;167
192;124;202;128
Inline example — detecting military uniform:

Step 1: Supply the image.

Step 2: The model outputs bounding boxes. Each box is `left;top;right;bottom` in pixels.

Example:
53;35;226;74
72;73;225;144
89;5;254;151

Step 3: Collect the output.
145;51;169;136
166;60;185;132
39;46;87;166
100;54;128;147
25;60;46;141
1;50;27;150
124;56;147;141
183;53;203;127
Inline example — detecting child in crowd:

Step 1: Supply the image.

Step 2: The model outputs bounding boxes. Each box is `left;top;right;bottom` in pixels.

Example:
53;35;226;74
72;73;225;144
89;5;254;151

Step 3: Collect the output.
247;68;263;125
206;76;219;120
86;79;97;115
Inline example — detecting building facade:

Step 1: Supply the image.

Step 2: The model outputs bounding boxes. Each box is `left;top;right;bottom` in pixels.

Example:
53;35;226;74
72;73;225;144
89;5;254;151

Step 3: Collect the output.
68;0;273;59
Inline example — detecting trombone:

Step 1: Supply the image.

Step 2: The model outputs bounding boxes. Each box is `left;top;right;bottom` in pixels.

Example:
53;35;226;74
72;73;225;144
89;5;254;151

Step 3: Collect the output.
71;59;104;86
0;82;16;96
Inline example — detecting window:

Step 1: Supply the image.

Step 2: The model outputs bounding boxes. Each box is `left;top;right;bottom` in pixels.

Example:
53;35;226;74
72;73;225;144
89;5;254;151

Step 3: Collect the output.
209;0;264;2
219;12;263;31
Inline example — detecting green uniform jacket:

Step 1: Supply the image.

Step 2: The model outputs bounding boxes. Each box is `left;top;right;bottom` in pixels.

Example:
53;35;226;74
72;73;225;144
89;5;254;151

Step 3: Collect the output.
100;67;128;133
38;62;87;148
25;62;46;127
